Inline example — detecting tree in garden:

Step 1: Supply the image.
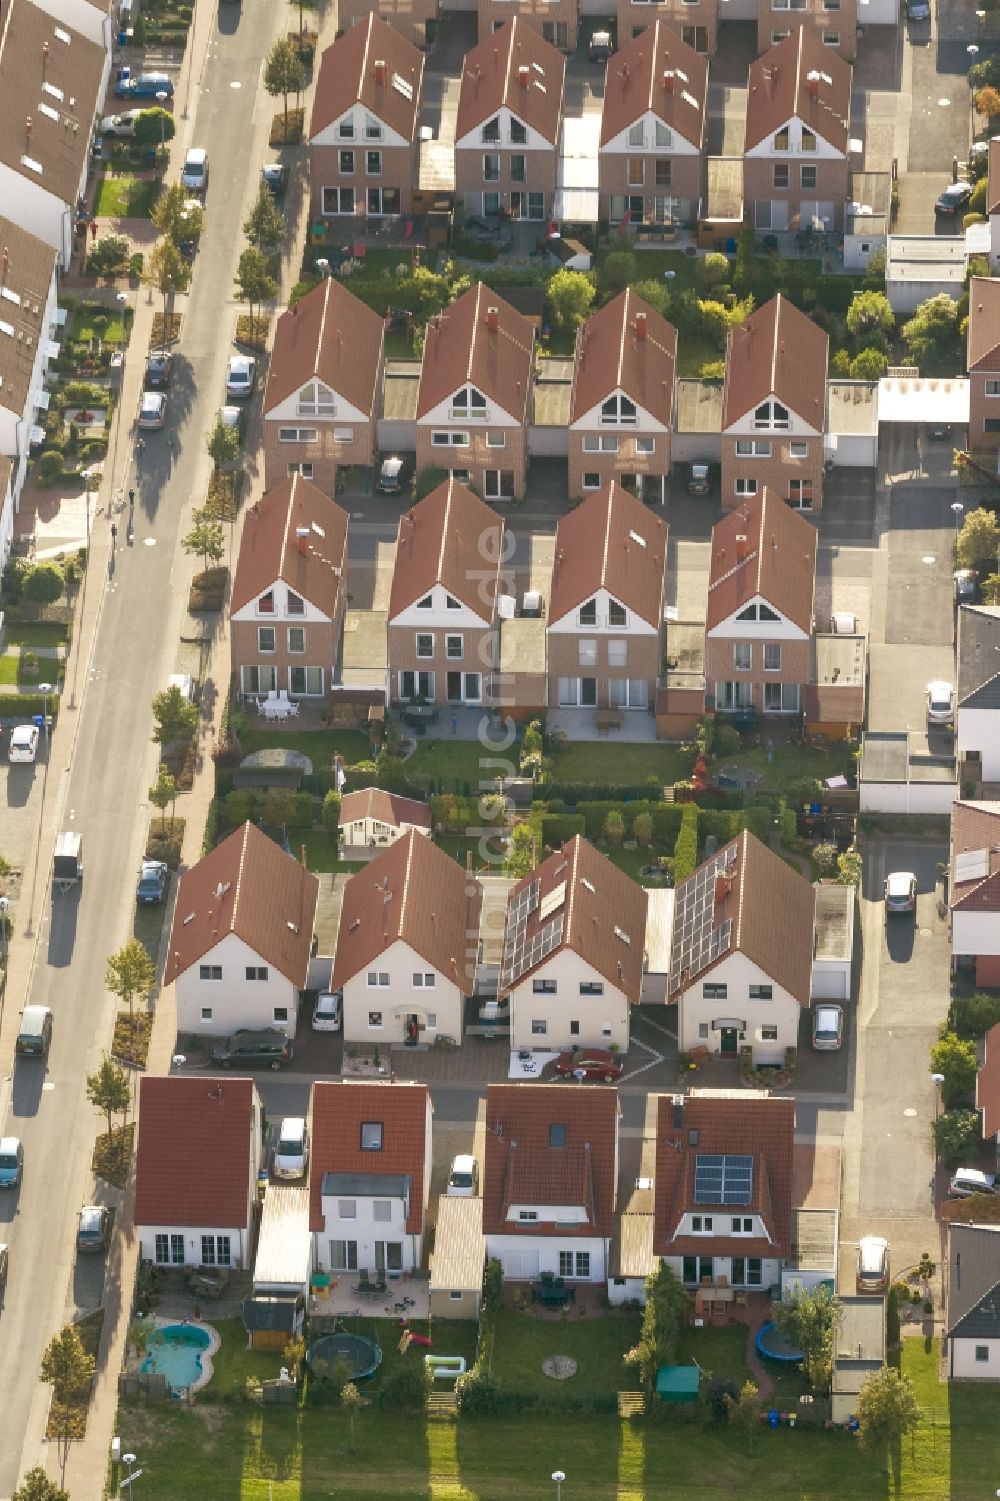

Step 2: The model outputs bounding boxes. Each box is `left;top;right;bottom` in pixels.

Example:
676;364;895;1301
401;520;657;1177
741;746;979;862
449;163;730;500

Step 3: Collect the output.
143;237;190;323
152;683;198;746
21;562;64;606
975;85;1000;120
846;290;894;347
724;1380;762;1455
264;37;306;129
632;812;653;848
631;278;671;317
970;177;990;216
697;252;730;290
981;571;1000;604
503;821;537;878
623;1264;690;1401
900;294;959;366
88;234;130;279
930;1031;978;1108
133;107;175;151
105;939;156;1021
283;1335;307;1380
955;506;1000;570
855;1366;920;1455
151;183;203;244
932;1109;981;1168
149;762;178;831
12;1469;69;1501
603;809;625;846
243;182;286;254
836;849;863;888
341;1381;367;1451
399;265;451;320
236;245;278;327
182;507;225;571
771;1283;839;1392
41;1325;95;1403
600;250;637;293
207;416;241;473
850;348;890;381
86;1053;131;1138
545;269;595;331
812;841;838;874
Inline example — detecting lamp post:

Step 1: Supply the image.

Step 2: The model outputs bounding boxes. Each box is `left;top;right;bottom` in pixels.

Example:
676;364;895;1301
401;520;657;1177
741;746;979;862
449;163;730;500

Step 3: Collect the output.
952;499;964;541
119;1451;139;1500
155;91;168;167
37;682;53;756
552;1471;566;1501
969;44;980;141
978;8;987;42
931;1072;945;1121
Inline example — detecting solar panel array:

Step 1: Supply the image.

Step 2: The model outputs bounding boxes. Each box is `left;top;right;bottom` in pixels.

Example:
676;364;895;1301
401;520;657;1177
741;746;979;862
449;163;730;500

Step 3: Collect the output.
694;1154;753;1206
501;878;552;989
955;847;990;884
668;851;735;991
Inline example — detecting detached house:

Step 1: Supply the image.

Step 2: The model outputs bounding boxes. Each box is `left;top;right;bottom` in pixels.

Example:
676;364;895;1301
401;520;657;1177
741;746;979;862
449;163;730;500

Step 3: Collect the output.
721;295;829;513
619;0;717;53
653;1090;795;1294
568;292;678;504
455;18;565;224
387;477;504;707
668;831;816;1063
230;473;348;702
743;32;852;236
331;830;482;1046
164;822;319;1040
483;1083;620;1283
549;481;666;715
599;23;708;230
262;279;385;495
0;217;59;561
950;801;1000;988
757;0;857;60
309;15;424;222
499;835;648;1052
416;283;534;502
966;278;1000;454
135;1076;264;1271
705;489;817;719
310;1081;433;1277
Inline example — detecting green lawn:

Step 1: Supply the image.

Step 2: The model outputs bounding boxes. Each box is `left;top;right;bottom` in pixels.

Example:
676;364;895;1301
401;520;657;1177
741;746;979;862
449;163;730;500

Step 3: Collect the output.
207;1318;289;1397
676;333;723;378
405;738;496;793
487;1304;642;1400
549;740;687;788
237;726;371;767
0;621;68;648
299;828;364;875
93;173;160;219
0;656;17;686
709;739;857;797
65;306;129;345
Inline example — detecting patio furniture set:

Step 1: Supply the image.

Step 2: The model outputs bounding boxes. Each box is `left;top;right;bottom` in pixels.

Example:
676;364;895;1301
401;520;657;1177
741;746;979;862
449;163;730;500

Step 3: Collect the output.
530;1273;577;1308
255;690;300;722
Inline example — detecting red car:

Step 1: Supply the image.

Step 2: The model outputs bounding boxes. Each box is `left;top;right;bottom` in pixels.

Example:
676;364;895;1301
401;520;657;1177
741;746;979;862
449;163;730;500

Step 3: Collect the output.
553;1048;622;1083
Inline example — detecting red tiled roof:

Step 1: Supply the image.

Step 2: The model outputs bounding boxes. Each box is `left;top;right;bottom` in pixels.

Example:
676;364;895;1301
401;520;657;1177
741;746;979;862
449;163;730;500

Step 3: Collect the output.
456;17;565;146
500;837;648;1002
569;288;678;429
388;476;504;619
263;277;385;419
309;1080;431;1232
134;1076;257;1230
330;831;482;994
978;1023;1000;1141
549;480;667;630
705;489;817;634
722;294;828;430
744;30;851;155
483;1084;619;1238
338;788;432;832
653;1090;795;1258
310;13;424;142
967;278;1000;374
600;20;708;149
164;823;319;987
230;474;348;617
951;801;1000;913
417;281;534;421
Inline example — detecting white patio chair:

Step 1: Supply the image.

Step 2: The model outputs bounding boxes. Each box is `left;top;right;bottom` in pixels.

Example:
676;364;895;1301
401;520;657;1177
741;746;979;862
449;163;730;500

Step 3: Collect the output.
287;702;301;718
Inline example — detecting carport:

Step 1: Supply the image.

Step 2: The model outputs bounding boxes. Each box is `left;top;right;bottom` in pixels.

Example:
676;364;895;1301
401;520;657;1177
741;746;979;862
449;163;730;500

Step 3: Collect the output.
555;115;600;226
859;730;957;813
876;374;969;434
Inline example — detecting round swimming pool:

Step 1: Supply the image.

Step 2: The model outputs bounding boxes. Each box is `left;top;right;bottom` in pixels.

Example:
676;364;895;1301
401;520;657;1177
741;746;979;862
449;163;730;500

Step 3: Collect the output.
755;1321;805;1363
141;1322;214;1393
308;1330;382;1381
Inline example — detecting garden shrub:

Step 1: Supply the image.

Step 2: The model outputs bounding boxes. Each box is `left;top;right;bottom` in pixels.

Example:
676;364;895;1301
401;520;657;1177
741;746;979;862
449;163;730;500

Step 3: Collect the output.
36;451;64;486
697;809;738;846
455;1366;503;1415
380;1357;430;1410
949;991;1000;1039
673;804;699;883
651;806;684;844
291;791;315;829
224;789;258;827
321;790;341;832
540;812;586;846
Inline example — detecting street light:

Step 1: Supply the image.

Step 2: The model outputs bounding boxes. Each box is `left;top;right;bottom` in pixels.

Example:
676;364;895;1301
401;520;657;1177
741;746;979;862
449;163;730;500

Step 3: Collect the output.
155;91;168;165
37;681;53;755
931;1072;945;1121
119;1452;139;1500
969;45;980;140
552;1472;566;1501
977;8;987;41
952;500;965;539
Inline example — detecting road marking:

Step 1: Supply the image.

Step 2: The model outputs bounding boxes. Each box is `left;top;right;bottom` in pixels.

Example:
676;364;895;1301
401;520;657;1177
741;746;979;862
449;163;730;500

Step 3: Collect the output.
620;1036;665;1083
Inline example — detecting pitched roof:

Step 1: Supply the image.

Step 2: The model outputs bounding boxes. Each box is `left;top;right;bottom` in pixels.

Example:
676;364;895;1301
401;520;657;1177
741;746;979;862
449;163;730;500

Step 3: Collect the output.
957;603;1000;704
0;217;57;420
483;1083;619;1238
989;140;1000;217
600;19;708;149
417;281;534;421
0;0;107;208
978;1023;1000;1142
456;17;565;146
499;836;648;1002
653;1090;795;1258
705;489;817;633
330;830;482;994
549;481;667;630
230;474;348;617
569;288;678;428
744;29;852;155
310;13;424;142
263;277;385;418
967;278;1000;374
667;831;816;1004
309;1081;431;1233
338;788;432;832
950;801;1000;915
134;1076;257;1230
722;294;828;430
946;1222;1000;1338
388;477;504;619
164;822;319;986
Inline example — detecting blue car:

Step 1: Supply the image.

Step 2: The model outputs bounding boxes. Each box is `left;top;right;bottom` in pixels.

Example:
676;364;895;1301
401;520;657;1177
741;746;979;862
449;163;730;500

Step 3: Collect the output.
115;70;174;99
136;860;168;906
0;1138;23;1190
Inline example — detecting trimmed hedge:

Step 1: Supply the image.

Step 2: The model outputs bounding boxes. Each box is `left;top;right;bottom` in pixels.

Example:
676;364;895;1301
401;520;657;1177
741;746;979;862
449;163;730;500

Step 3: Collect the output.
673;804;699;884
0;694;58;721
541;812;586;845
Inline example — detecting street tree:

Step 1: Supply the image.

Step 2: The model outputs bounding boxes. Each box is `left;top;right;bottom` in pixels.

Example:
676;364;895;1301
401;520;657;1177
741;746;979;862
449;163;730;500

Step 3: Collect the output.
956;506;1000;570
341;1381;367;1451
151;183;203;244
21;562;64;605
724;1380;762;1455
856;1366;921;1455
133;107;175;150
901;294;959;366
545;269;595;331
149;762;178;831
846;290;895;347
236;245;277;327
12;1469;69;1501
264;37;306;130
243;182;286;254
930;1031;978;1108
86;1054;131;1137
207;416;241;473
152;683;198;747
143;237;190;323
182;507;225;571
41;1325;95;1402
106;938;157;1021
772;1283;838;1392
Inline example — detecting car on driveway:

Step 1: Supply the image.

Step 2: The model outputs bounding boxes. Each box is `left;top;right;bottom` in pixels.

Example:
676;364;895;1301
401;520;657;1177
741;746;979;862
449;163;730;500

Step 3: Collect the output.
115;71;174;100
949;1168;997;1198
225;355;257;400
145;352;172;389
884;870;917;915
376;455;413;494
211;1029;292;1070
0;1138;23;1190
857;1235;890;1293
8;724;39;763
312;989;342;1031
926;679;955;723
588;28;614;60
553;1048;623;1083
76;1204;111;1254
136;860;168;906
905;0;930;18
138;391;167;429
935;181;973;217
99;110;141;137
812;1004;844;1051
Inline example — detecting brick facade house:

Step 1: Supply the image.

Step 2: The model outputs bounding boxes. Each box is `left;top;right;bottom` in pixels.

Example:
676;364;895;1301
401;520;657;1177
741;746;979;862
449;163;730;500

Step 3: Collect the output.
336;0;437;48
478;0;578;51
967;277;1000;453
618;0;718;54
757;0;857;61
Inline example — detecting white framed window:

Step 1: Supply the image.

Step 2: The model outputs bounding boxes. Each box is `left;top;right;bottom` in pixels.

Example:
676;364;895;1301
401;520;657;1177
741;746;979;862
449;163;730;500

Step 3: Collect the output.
750;984;773;1000
760;1024;778;1041
416;633;433;659
600;394;638;426
822;31;840;43
287;462;314;479
412;972;436;988
373;1200;392;1222
789;440;808;457
733;643;751;671
361;1122;383;1150
608;599;626;628
339;149;355;175
288;627;305;654
278;427;318;443
273;1007;288;1023
322;187;355;215
200;1007;213;1023
367;971;390;987
735;440;771;457
368;1011;383;1028
519;1210;538;1222
691;1216;713;1233
801;129;816;152
579;638;597;668
399;669;433;701
432;431;469;447
608;639;627;668
426;1012;437;1029
579;980;604;996
367;150;382;176
339;1200;357;1219
583;472;600;489
763;643;781;672
735;478;758;497
654;120;673;148
296;381;336;418
753;399;790;431
636;436;655;455
487;430;505;447
446;634;463;659
450;386;487;418
731;1217;753;1234
986;380;1000;397
199;964;222;981
246;966;268;981
338;118;355;141
483;153;500;182
258;626;276;653
801;164;817;190
331;1240;358;1271
417;595;432;610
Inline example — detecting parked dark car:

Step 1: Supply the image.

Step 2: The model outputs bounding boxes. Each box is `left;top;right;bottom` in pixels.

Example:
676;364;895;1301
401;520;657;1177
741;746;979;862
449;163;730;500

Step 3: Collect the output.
553;1048;623;1083
145;352;172;390
77;1205;111;1254
262;163;289;198
376;455;413;494
906;0;930;18
211;1029;293;1070
588;28;614;60
935;181;973;217
136;860;168;906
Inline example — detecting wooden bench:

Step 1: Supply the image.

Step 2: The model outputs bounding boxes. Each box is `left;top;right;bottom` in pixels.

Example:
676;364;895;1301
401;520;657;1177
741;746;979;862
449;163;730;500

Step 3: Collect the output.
596;709;623;732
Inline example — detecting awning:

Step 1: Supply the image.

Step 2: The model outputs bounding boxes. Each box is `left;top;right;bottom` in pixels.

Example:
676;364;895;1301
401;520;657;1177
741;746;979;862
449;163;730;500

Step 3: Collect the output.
554;188;599;224
32;389;50;411
876;376;970;424
556;114;600;225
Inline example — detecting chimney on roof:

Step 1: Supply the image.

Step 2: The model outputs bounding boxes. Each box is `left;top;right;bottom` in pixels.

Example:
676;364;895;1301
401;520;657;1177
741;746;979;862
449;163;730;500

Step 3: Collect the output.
295;526;310;557
808;76;819;98
663;69;674;92
486;305;499;333
42;40;49;73
373;58;387;85
635;312;647;341
25;117;33;140
493;47;499;69
621;62;630;83
518;65;530;86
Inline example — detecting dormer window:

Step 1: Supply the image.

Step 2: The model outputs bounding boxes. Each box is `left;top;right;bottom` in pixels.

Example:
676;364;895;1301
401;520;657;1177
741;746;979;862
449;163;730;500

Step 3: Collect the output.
482;115;501;144
600;394;638;426
801;128;816;152
258;590;275;614
773;126;789;151
735;602;780;623
360;1122;383;1151
338;118;355;141
753;398;790;431
578;598;597;626
509;118;527;145
654;121;673;149
445;594;461;610
549;1123;566;1147
287;589;304;616
365;113;383;141
298;381;336;419
451;386;487;418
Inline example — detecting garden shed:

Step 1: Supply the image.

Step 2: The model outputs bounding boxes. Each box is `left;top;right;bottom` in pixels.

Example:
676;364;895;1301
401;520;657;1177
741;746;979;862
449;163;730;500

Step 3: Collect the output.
811;882;855;1002
655;1364;700;1403
429;1194;485;1320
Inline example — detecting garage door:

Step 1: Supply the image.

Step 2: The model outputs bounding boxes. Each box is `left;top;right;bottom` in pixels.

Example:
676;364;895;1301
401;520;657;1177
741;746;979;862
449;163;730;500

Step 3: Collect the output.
811;966;848;1001
504;1249;540;1280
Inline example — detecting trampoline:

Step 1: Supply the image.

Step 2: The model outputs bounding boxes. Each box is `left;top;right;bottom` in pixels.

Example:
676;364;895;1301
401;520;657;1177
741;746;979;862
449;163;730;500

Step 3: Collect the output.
755;1321;804;1363
308;1327;383;1381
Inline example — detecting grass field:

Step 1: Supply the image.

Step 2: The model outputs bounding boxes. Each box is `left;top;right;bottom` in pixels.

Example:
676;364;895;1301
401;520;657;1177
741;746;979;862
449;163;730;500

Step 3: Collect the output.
488;1305;641;1400
94;173;160;219
550;740;686;787
237;726;371;767
0;622;68;648
66;307;129;345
